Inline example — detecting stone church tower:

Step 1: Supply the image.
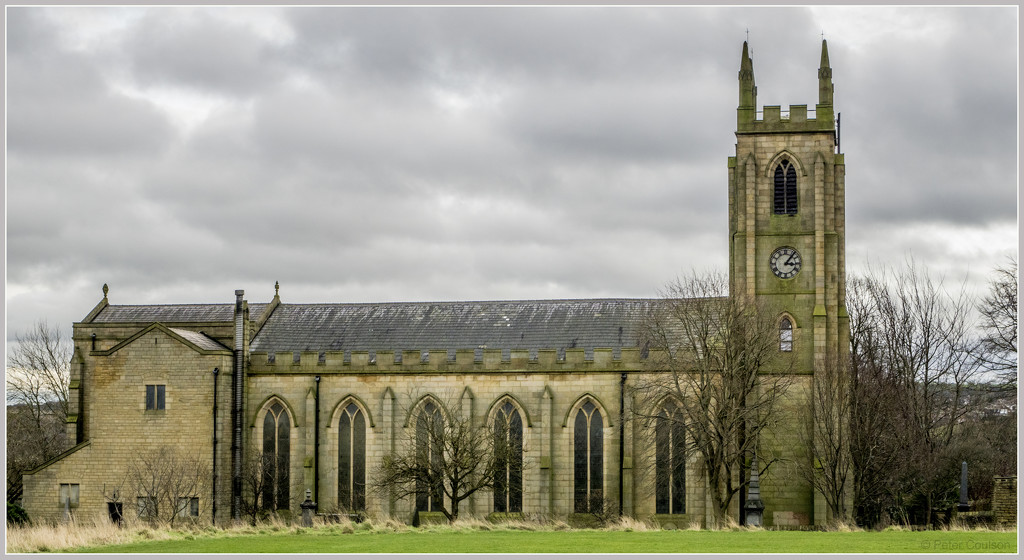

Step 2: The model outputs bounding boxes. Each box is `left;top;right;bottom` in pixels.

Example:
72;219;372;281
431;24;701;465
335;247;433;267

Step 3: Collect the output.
728;40;850;524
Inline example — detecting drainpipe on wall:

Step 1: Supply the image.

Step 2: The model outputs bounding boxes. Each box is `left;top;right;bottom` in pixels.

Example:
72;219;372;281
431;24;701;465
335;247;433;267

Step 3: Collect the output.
231;290;245;521
212;367;219;525
314;375;321;510
619;372;627;518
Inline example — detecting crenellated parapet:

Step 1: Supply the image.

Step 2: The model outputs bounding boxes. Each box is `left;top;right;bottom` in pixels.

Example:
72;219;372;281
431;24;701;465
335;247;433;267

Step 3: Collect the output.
738;104;834;134
247;346;660;374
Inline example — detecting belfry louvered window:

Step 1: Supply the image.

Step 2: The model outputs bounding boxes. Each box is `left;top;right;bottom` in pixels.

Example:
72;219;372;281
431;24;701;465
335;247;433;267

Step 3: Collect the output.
773;159;798;215
573;400;603;513
415;402;444;512
338;402;366;512
493;400;524;513
262;402;290;511
655;402;686;514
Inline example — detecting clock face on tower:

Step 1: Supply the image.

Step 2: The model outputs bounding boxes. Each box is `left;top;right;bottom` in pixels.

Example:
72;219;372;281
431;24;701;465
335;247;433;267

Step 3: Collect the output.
769;246;802;279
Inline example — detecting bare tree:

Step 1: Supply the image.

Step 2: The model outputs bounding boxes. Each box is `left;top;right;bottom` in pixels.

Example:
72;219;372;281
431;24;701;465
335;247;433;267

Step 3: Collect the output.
847;277;908;527
374;396;518;522
849;262;983;526
239;446;275;525
796;354;852;522
634;271;793;528
978;258;1017;393
123;447;210;527
6;320;72;502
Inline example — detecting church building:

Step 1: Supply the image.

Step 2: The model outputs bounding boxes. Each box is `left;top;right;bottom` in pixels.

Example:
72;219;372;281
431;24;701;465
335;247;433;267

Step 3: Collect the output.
23;40;848;528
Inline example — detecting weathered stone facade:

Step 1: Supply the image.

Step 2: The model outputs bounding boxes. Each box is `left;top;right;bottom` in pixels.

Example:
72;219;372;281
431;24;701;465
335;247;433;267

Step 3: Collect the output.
23;41;848;528
993;476;1017;526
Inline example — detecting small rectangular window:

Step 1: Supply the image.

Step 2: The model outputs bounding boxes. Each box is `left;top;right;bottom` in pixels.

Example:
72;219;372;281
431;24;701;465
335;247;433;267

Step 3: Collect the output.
108;502;124;525
146;385;166;410
59;483;79;508
177;497;199;518
137;496;157;518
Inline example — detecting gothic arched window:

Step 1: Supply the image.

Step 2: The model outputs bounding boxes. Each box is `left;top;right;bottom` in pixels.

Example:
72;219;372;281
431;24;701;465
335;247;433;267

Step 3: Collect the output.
338;402;366;512
573;400;603;513
262;402;290;511
415;401;444;512
780;317;794;352
773;159;798;215
493;400;523;513
655;402;686;514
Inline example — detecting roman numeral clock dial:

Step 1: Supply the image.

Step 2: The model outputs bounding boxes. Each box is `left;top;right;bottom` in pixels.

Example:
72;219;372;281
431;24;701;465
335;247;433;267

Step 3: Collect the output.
769;246;802;279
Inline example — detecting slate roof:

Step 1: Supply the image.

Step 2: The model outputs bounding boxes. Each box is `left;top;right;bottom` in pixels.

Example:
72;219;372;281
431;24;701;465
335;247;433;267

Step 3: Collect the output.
249;299;656;353
89;303;267;323
169;328;231;351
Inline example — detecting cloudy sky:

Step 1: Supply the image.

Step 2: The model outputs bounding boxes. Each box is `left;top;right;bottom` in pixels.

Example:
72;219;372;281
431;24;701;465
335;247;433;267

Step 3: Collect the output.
5;6;1018;341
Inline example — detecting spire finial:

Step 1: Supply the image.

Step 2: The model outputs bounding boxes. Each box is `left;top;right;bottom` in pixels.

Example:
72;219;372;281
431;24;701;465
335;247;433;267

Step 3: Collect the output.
817;38;835;122
102;283;109;299
275;281;280;297
738;39;757;126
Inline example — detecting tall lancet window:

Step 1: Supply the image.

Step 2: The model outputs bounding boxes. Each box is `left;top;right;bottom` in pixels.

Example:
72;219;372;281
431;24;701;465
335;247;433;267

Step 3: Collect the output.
262;402;290;511
493;400;524;513
774;159;798;215
338;402;366;512
655;401;686;514
573;400;603;513
415;401;444;512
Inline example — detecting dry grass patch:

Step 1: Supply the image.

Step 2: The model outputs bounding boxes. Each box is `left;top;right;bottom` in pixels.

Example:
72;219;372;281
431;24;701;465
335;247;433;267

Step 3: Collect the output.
7;515;180;553
604;517;659;532
824;519;864;532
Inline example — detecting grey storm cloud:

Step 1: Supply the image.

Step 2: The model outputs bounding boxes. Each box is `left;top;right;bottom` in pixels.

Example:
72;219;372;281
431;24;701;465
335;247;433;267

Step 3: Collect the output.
4;5;1017;343
7;14;174;157
125;10;286;95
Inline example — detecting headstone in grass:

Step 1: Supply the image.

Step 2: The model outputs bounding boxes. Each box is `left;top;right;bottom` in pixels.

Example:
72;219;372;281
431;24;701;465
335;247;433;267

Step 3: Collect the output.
958;462;969;512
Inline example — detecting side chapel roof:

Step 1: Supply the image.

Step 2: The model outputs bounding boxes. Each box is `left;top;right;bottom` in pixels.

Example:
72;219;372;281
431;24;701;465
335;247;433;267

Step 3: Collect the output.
90;303;268;323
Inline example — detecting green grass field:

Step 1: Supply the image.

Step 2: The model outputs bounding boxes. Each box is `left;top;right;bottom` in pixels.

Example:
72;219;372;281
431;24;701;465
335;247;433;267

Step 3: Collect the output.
71;528;1017;554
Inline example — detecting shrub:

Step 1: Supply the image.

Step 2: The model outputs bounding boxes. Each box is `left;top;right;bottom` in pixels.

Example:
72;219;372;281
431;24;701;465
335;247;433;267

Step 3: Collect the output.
7;501;30;525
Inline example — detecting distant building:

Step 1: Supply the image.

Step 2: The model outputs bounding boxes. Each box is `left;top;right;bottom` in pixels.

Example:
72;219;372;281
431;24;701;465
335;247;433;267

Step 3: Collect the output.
23;41;849;528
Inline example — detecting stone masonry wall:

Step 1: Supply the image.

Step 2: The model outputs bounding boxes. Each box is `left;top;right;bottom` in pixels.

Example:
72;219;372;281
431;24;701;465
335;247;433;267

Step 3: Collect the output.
244;350;816;526
23;327;232;524
993;476;1017;526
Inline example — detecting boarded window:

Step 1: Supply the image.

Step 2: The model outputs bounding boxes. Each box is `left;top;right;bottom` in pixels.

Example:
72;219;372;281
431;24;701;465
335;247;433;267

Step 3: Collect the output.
338;402;366;512
177;497;199;518
137;496;157;518
59;483;79;508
